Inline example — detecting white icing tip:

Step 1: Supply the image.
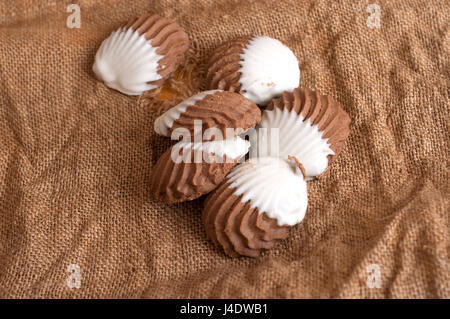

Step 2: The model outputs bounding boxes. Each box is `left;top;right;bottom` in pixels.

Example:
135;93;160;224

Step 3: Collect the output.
227;157;308;226
255;108;334;179
173;136;250;162
93;27;163;95
154;90;222;137
239;36;300;105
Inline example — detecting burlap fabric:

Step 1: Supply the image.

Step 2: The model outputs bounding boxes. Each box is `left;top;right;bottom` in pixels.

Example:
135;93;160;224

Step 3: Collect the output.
0;0;448;298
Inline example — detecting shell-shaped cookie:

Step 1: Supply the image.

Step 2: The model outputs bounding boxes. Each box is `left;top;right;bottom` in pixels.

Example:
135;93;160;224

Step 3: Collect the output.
149;136;250;203
93;13;189;95
154;90;261;141
203;157;307;258
254;88;351;179
206;36;300;106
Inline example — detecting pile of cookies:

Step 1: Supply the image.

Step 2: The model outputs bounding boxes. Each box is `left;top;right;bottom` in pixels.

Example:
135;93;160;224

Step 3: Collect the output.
93;13;351;258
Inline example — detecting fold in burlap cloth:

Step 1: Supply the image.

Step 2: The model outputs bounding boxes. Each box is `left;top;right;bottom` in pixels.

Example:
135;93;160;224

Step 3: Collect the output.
0;0;448;298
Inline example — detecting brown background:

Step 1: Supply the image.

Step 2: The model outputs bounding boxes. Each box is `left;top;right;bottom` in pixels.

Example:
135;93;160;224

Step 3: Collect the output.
0;0;448;298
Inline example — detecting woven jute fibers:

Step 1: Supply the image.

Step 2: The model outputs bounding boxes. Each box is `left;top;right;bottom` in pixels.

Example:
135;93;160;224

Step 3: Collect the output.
0;0;448;298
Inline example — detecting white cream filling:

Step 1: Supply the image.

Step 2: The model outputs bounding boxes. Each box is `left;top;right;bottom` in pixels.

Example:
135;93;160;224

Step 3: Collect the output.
154;90;222;137
254;107;334;179
93;27;163;96
171;136;250;163
227;157;307;226
239;36;300;106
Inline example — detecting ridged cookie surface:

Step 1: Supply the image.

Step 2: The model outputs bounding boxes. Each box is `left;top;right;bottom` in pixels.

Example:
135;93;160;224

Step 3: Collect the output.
93;13;189;95
203;157;307;258
149;137;250;203
206;36;300;105
154;90;261;141
259;88;351;178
